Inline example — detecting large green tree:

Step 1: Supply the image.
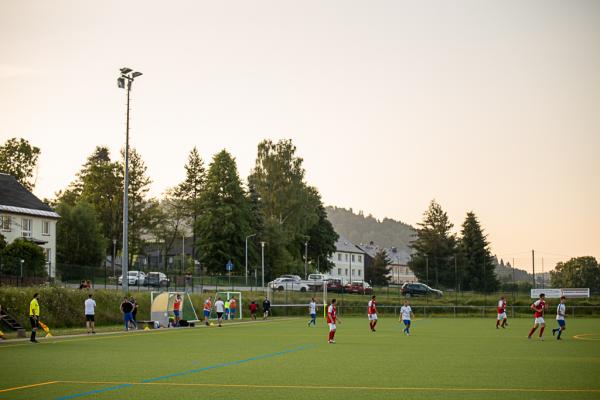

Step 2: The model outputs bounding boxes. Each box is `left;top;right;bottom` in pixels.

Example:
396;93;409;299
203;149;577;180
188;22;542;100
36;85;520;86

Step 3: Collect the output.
147;190;188;270
55;201;106;266
122;148;154;266
366;249;392;285
408;200;457;288
248;139;336;278
196;150;252;274
458;212;499;292
0;137;41;190
550;256;600;289
174;147;206;261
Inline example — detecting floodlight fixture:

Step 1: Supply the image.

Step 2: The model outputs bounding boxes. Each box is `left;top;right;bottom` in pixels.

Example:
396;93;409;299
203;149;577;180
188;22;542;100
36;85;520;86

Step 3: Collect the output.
132;71;143;78
120;67;132;74
117;77;125;89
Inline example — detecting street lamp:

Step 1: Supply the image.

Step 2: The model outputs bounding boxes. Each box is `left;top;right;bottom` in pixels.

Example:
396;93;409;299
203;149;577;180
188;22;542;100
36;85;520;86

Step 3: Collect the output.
112;238;117;277
118;67;143;293
245;234;256;286
261;241;266;288
304;240;309;279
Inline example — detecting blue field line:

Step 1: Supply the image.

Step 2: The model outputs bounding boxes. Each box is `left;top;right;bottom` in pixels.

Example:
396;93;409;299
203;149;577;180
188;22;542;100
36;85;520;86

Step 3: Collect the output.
54;384;132;400
54;344;315;400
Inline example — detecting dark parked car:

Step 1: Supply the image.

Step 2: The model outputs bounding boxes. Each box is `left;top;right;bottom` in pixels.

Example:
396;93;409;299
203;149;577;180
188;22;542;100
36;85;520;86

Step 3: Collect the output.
326;279;344;293
401;282;443;298
145;272;169;287
344;281;373;295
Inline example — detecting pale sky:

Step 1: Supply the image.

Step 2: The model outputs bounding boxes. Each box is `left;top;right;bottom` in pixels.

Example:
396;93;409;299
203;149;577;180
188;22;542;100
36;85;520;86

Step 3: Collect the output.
1;0;599;271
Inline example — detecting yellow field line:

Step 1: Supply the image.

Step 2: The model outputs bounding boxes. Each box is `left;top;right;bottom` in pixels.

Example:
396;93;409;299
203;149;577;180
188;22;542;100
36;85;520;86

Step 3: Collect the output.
573;333;600;341
0;318;294;349
56;380;600;393
0;381;58;393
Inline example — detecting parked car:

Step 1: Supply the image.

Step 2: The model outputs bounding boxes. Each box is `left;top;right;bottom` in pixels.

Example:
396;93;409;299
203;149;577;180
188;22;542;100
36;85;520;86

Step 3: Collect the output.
279;274;303;282
145;272;169;287
326;279;345;293
401;282;443;298
304;273;331;289
268;277;309;292
118;270;147;286
344;281;373;295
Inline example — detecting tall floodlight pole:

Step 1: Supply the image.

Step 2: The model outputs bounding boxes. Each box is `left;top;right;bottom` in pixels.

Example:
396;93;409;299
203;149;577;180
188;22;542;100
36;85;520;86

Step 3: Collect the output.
118;67;142;293
261;241;266;288
304;240;309;279
245;234;256;285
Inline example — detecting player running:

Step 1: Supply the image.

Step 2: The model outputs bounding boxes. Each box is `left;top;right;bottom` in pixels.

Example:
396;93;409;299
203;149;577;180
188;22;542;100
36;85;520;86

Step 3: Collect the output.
308;297;317;327
496;296;508;329
527;293;548;340
552;296;567;340
203;296;212;326
262;297;271;320
400;300;414;336
368;295;378;332
327;299;338;344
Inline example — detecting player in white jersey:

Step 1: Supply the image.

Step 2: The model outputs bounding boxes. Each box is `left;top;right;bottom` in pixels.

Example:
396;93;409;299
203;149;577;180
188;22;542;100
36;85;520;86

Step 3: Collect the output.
308;298;317;327
399;300;414;335
552;296;567;340
214;297;225;327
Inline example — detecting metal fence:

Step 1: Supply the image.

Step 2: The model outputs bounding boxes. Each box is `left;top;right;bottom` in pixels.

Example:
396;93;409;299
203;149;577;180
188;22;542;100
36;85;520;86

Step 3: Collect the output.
269;304;600;318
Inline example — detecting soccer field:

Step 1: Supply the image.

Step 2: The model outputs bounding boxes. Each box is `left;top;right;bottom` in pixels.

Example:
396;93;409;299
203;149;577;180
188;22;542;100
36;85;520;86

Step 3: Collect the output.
1;317;599;400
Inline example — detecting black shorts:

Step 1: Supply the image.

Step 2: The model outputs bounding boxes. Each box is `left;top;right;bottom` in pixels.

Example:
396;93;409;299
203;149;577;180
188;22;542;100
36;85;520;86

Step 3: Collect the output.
29;316;39;329
85;314;95;322
217;312;223;319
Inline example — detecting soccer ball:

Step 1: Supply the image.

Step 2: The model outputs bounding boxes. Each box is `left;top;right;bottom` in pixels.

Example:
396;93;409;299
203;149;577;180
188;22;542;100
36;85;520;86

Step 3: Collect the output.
210;322;215;326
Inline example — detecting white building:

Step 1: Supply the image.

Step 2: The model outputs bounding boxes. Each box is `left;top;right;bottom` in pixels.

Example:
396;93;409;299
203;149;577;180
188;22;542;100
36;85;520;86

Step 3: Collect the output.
328;235;365;283
0;173;60;277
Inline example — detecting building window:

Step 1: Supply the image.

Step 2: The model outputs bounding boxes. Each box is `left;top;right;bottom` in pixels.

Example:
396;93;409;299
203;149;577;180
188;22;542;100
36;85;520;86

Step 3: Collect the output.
358;269;361;276
358;255;362;262
0;215;10;231
337;268;341;275
42;221;50;235
22;218;32;237
344;269;348;276
351;254;355;262
345;254;348;262
352;269;355;276
337;253;341;261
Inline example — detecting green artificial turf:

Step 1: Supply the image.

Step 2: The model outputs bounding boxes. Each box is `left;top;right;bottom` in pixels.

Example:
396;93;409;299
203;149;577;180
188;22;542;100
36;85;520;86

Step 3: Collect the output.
1;317;599;400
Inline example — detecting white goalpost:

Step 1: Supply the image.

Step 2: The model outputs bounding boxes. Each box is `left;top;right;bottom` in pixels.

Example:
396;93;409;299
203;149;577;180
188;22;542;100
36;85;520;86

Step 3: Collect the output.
215;291;243;320
150;291;199;327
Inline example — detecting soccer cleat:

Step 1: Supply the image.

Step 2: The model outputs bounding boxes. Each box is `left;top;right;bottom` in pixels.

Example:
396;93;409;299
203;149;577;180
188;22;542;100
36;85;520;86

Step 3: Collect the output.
539;337;544;341
527;336;532;340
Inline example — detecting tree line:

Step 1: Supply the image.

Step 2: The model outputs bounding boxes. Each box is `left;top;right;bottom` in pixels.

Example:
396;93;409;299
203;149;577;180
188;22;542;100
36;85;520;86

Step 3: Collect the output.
0;137;338;280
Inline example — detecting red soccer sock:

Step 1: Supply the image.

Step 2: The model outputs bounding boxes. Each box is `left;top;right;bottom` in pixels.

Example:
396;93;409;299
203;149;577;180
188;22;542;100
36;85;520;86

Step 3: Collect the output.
528;327;536;337
373;321;377;329
369;321;373;330
496;320;500;328
539;326;545;337
328;331;333;341
331;330;336;340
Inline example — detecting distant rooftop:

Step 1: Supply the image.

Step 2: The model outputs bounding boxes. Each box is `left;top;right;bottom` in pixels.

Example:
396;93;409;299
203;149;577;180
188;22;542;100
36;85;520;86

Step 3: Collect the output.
0;173;59;218
334;235;363;254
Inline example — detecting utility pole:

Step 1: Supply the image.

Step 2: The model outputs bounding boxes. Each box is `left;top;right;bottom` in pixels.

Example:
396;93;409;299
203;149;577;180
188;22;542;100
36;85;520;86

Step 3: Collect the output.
532;249;535;289
261;241;266;288
304;240;309;279
245;234;256;286
117;67;142;294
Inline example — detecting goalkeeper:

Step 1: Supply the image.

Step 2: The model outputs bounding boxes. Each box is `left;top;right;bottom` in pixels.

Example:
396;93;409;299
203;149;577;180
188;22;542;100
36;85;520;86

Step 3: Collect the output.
29;293;40;343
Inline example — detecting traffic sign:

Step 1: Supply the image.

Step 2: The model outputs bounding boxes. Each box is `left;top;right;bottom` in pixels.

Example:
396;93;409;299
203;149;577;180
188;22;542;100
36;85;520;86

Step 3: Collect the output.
226;260;234;271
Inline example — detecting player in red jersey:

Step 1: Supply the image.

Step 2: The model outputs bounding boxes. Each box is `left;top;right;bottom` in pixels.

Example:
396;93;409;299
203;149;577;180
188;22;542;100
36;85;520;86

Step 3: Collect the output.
327;299;338;344
368;295;378;332
528;293;548;340
496;296;507;329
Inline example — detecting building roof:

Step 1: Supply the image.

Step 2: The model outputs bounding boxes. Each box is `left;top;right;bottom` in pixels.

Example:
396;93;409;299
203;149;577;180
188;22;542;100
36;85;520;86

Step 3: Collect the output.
356;241;412;265
0;173;60;218
334;235;364;254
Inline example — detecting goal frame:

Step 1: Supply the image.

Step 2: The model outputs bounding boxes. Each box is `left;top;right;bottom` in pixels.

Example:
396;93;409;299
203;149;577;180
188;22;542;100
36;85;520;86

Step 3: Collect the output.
215;291;243;319
150;291;199;327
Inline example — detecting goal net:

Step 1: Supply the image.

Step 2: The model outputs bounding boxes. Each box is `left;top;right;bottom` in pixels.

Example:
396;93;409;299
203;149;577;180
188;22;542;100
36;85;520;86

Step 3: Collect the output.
215;291;243;319
151;291;199;327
